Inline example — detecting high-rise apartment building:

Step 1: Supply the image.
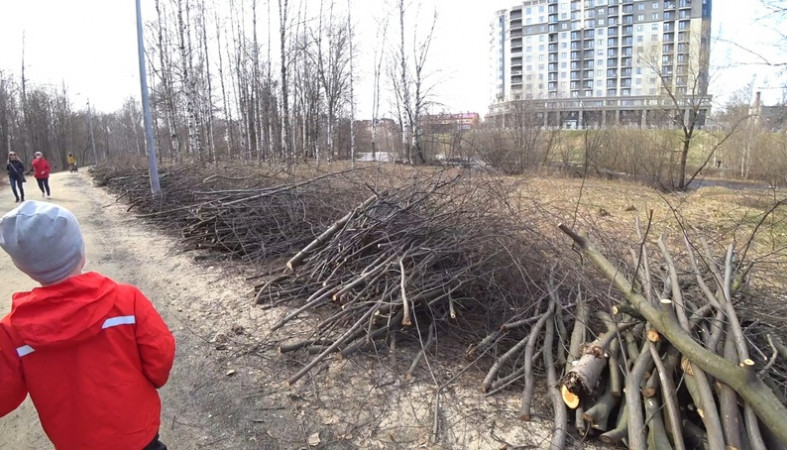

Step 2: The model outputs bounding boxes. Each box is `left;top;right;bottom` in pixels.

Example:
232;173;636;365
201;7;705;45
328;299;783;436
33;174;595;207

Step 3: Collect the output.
488;0;712;128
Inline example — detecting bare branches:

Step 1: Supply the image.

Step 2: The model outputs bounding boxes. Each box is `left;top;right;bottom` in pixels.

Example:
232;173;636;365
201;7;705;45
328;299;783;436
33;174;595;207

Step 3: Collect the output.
559;222;787;447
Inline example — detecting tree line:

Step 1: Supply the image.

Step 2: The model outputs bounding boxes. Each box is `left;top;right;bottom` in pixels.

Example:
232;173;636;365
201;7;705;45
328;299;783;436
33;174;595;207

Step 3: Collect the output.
0;0;440;170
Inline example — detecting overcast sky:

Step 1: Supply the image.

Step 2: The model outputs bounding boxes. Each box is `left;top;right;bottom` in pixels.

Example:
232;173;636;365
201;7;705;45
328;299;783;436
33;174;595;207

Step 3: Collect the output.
0;0;784;117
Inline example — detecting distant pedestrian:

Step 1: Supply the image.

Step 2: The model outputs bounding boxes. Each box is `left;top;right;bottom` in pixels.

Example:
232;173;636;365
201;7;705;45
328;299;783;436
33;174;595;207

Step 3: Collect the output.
31;152;51;198
6;152;26;203
67;153;78;173
0;201;175;450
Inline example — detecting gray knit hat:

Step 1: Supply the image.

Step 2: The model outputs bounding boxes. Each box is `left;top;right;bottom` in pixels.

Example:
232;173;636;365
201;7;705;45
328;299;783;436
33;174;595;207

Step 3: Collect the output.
0;201;85;285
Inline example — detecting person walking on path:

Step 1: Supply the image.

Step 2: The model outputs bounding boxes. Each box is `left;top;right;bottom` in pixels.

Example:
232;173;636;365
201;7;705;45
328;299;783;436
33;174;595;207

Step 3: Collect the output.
6;152;25;203
67;153;77;173
31;152;51;198
0;201;176;450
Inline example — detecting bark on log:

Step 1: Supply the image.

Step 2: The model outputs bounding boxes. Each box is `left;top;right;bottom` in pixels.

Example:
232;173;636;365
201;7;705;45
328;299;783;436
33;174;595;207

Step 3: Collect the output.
543;297;568;449
626;344;653;450
645;396;672;450
600;403;629;445
648;342;685;450
582;382;617;431
521;297;556;420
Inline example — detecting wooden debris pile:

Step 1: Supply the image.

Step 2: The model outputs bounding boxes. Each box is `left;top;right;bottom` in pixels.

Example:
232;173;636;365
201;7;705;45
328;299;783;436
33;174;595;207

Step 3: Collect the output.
91;162;371;261
554;223;787;450
256;172;564;386
90;160;787;448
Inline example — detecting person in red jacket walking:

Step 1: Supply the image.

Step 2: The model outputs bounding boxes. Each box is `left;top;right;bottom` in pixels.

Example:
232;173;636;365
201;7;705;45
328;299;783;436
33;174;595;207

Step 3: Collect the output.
30;152;51;198
0;201;175;450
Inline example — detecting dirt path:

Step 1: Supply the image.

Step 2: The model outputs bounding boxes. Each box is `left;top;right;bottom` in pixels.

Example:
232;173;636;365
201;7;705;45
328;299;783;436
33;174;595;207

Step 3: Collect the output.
0;171;280;449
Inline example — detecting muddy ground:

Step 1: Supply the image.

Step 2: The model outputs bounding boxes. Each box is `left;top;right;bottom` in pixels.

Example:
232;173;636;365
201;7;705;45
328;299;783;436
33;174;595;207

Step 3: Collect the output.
0;171;584;449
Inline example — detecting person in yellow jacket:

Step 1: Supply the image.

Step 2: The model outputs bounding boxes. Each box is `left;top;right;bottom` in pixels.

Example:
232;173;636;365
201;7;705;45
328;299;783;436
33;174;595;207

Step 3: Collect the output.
67;153;77;173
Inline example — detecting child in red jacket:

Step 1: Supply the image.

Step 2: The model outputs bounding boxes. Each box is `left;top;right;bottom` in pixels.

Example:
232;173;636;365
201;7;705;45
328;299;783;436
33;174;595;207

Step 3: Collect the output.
0;201;175;450
31;152;51;198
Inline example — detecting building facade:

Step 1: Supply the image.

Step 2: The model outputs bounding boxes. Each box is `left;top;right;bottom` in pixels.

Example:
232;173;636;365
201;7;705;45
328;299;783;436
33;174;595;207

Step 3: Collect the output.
488;0;712;129
420;113;481;133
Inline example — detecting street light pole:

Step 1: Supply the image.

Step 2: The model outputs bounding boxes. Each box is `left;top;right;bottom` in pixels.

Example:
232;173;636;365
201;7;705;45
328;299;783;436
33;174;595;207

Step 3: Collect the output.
136;0;161;194
87;100;98;165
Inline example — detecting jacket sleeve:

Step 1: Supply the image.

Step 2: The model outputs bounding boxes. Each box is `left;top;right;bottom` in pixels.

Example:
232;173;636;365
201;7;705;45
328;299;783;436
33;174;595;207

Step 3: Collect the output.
132;288;175;388
0;326;28;417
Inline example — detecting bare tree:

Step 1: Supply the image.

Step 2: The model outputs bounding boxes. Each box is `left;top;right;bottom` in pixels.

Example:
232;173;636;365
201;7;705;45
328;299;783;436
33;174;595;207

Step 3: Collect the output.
278;0;295;162
347;0;356;167
313;0;351;163
640;33;714;190
393;0;437;164
370;16;389;161
177;0;202;159
153;0;181;160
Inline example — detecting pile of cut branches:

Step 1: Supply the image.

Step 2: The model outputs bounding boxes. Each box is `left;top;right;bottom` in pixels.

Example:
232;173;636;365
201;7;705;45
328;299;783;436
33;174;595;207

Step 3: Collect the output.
91;161;373;261
556;221;787;449
255;171;572;386
90;160;787;448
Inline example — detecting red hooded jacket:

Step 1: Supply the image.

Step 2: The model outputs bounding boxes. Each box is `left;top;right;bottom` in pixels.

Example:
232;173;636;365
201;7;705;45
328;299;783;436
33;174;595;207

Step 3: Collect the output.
0;272;175;450
31;156;51;179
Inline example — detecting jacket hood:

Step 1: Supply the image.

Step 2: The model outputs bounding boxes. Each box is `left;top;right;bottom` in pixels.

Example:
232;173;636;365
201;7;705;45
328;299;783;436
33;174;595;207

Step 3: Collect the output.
9;272;117;349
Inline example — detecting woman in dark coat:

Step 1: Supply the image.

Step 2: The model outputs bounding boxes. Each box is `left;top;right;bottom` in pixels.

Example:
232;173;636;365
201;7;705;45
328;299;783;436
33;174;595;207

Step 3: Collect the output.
6;152;26;202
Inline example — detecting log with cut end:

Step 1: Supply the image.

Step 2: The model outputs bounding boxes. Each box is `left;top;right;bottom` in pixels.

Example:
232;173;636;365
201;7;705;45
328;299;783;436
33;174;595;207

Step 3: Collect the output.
559;343;607;408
